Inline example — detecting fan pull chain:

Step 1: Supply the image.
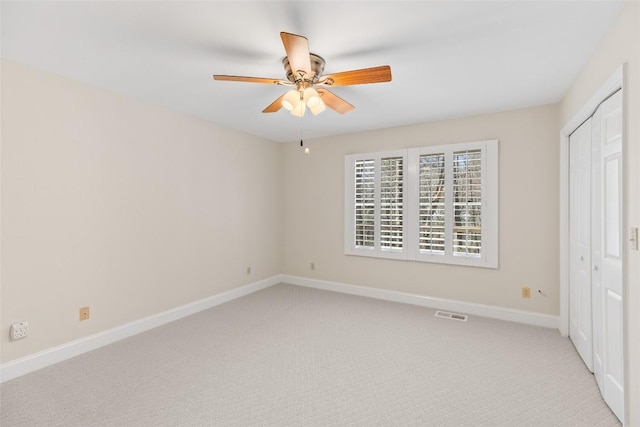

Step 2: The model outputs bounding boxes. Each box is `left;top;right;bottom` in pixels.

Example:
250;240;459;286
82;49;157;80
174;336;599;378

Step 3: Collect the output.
300;108;309;155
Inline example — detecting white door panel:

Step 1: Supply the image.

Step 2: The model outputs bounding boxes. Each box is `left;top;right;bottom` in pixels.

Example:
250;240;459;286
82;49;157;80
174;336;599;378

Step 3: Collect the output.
593;90;624;423
591;108;604;387
569;118;593;371
604;155;622;261
604;289;624;418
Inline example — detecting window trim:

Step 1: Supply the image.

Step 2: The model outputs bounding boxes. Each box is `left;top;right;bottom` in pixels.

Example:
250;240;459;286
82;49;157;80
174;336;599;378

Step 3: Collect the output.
345;140;498;269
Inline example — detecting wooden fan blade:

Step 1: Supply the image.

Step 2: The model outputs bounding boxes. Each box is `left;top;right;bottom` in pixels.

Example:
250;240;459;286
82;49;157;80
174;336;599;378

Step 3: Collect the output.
213;75;284;85
262;94;285;113
317;89;354;114
280;32;311;79
321;65;392;86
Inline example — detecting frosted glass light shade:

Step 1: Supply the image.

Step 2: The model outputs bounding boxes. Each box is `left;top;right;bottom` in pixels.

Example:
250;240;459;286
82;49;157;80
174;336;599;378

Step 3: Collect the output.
282;90;300;111
309;99;326;115
303;87;322;108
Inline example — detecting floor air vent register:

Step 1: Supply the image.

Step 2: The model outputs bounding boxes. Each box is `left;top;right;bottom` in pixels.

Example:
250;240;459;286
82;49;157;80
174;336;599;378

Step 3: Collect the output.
434;311;468;322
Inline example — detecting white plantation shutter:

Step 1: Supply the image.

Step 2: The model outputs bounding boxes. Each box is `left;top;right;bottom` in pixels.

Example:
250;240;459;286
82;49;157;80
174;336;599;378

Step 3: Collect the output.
346;140;497;268
453;149;482;257
354;159;375;248
346;150;406;257
380;157;403;251
419;153;446;255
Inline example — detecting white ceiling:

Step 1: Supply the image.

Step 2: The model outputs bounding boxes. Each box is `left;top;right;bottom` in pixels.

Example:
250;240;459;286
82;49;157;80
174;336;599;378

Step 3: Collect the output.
1;1;625;142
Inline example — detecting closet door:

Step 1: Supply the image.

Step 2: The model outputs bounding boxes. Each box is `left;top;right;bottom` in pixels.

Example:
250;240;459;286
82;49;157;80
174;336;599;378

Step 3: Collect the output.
568;118;593;371
592;90;624;422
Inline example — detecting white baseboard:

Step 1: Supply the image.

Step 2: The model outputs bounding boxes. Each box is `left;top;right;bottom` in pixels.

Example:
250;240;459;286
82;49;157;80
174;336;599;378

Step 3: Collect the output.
281;275;559;329
0;275;283;383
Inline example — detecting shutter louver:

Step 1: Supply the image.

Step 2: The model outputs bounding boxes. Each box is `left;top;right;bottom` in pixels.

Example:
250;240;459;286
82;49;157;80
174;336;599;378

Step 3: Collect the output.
380;157;403;250
354;159;375;248
419;153;446;255
453;149;482;257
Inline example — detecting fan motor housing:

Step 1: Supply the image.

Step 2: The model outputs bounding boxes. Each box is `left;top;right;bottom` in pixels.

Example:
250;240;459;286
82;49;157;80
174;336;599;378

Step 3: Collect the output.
283;53;325;84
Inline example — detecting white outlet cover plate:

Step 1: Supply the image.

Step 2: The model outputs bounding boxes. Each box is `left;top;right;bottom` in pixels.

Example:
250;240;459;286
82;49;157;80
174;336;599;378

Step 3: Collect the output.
10;321;29;340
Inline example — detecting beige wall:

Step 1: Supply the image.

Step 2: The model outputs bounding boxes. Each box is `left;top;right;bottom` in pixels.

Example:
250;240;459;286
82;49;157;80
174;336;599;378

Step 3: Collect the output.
282;104;559;315
559;2;639;424
0;60;283;363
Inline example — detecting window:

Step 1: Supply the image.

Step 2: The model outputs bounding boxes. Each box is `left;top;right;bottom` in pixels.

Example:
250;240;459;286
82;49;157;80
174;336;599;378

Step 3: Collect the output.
452;149;482;257
354;159;375;248
419;153;446;255
380;156;404;251
346;150;407;260
345;140;498;268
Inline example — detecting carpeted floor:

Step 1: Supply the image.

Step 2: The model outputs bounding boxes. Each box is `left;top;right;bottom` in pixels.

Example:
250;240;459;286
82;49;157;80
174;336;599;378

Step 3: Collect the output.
0;283;621;426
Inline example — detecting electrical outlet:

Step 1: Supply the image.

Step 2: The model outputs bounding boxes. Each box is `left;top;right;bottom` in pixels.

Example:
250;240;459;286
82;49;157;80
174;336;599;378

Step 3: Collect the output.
79;306;90;321
521;287;531;299
310;262;315;271
10;321;29;340
246;266;251;275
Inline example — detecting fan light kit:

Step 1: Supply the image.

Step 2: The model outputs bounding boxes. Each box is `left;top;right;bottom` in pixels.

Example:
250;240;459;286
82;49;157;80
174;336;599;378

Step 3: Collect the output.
213;32;392;117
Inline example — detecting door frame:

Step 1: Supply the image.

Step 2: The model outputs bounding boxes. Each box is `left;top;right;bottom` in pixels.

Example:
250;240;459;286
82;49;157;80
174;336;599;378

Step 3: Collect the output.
559;65;624;337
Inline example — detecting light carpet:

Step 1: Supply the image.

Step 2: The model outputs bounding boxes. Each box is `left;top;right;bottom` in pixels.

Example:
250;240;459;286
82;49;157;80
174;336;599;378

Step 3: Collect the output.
0;283;620;426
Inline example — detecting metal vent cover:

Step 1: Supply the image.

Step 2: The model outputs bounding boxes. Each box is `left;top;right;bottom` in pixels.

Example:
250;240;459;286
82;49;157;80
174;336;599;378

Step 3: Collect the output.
434;310;468;322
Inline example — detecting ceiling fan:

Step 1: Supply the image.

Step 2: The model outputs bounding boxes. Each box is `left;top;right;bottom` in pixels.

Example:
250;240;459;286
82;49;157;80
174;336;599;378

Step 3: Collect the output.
213;32;392;117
